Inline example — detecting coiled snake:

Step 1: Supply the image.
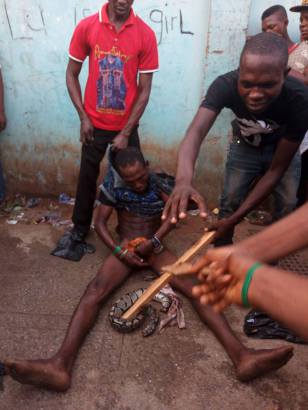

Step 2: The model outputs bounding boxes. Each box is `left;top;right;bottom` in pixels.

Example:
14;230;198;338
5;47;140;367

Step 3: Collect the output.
109;237;172;337
109;288;172;337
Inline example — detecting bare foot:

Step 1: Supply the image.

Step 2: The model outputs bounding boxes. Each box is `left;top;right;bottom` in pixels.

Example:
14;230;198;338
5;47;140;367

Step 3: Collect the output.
4;358;71;392
236;346;294;382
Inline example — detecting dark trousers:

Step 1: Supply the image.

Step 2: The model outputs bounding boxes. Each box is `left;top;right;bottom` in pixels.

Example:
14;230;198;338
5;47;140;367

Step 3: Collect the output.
72;126;140;235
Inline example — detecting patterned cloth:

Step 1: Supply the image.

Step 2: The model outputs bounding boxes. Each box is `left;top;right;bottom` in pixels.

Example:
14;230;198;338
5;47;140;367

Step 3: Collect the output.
288;41;308;74
158;284;186;332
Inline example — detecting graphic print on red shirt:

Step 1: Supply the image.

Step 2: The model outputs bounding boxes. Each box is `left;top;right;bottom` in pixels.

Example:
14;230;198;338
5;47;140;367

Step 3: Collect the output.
95;45;129;115
69;3;159;131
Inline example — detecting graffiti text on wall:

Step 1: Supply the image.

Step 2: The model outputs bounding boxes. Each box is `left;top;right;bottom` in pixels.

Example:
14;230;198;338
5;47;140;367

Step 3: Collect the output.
3;1;194;44
149;8;194;45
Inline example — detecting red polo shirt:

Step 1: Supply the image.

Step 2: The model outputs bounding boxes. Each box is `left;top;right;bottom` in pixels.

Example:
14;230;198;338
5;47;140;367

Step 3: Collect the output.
69;3;159;131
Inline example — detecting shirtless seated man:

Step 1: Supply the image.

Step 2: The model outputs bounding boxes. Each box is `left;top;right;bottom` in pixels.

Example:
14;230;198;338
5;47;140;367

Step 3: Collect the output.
3;147;293;391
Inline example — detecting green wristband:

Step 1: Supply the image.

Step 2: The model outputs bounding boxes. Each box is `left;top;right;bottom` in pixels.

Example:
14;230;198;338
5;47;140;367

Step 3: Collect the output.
119;249;128;260
241;262;262;308
113;246;122;255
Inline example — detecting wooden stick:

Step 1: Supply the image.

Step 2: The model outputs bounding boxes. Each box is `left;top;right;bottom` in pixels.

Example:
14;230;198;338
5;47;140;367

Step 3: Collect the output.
122;230;216;320
176;231;216;264
163;263;211;277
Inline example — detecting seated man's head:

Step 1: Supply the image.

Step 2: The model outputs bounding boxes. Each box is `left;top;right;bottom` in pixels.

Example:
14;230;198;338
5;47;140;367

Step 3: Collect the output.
238;32;288;114
261;5;289;37
113;147;149;193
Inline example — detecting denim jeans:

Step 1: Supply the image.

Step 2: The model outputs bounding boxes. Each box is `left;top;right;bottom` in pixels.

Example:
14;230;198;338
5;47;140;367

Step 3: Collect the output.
0;160;5;202
216;139;301;246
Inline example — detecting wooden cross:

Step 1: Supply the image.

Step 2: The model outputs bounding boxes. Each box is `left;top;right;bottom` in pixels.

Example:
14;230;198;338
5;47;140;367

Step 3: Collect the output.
122;230;216;320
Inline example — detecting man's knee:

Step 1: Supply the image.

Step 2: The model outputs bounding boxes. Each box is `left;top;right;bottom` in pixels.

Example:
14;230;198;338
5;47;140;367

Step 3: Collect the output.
84;276;110;306
171;277;194;298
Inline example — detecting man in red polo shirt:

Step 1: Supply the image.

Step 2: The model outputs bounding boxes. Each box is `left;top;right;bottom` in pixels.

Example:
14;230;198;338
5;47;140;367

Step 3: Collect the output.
59;0;158;260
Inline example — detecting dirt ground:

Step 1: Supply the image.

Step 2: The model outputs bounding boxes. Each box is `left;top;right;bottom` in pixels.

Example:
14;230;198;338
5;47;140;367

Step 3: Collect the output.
0;201;308;410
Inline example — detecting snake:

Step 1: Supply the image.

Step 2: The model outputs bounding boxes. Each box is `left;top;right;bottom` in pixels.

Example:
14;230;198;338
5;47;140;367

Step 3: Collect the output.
109;288;172;337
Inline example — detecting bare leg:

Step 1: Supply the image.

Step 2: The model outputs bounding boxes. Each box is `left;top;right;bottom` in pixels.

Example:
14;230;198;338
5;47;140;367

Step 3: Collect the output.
149;249;294;382
5;254;131;391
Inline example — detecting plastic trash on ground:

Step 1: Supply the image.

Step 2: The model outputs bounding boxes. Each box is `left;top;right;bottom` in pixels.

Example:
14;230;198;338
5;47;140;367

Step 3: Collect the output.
244;310;307;344
58;193;75;206
51;231;95;262
26;197;41;208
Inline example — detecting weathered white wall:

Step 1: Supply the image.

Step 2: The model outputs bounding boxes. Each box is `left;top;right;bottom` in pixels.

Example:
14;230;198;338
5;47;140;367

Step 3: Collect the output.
0;1;299;203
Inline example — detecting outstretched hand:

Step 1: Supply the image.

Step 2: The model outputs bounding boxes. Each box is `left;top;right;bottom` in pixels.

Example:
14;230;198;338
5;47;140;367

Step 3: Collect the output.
161;182;207;224
80;116;94;144
163;245;234;277
192;254;256;312
112;132;129;151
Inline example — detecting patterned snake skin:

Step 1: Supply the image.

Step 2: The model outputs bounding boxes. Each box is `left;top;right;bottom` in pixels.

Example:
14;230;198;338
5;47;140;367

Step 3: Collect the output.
109;288;172;337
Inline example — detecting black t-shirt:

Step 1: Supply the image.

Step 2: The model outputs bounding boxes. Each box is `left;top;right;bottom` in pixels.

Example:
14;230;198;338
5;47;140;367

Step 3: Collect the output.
201;70;308;147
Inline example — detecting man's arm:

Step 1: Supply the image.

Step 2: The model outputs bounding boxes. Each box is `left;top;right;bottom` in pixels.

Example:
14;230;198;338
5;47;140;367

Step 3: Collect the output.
0;69;6;132
179;202;308;278
154;219;174;243
154;190;176;240
94;204;148;267
215;138;300;238
192;254;308;341
235;201;308;261
135;191;176;257
94;204;118;251
135;218;175;258
162;107;218;223
66;59;93;144
112;73;154;150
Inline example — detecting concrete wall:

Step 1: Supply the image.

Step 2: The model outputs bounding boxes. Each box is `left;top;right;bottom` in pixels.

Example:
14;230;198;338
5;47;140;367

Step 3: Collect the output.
0;1;301;204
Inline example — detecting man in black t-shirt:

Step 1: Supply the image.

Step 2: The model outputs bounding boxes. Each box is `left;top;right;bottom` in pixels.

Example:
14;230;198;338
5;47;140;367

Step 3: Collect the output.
162;32;308;244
